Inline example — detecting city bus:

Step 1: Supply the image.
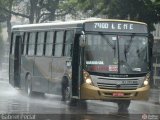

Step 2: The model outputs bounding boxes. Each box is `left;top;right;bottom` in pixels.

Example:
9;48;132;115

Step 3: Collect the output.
9;18;151;111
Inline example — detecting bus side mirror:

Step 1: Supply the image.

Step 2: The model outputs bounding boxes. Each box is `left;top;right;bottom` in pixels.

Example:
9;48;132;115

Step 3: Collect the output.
80;34;86;47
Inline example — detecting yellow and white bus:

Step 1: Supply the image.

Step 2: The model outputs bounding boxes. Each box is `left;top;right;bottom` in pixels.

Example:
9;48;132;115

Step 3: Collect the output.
9;18;151;111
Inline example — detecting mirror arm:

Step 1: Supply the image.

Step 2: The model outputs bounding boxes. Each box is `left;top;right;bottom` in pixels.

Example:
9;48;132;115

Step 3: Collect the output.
81;31;85;35
80;31;86;47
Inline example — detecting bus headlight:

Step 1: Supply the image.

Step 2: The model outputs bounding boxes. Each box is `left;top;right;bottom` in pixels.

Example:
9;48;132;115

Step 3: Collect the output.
142;74;150;86
143;80;149;86
83;70;93;85
86;78;92;84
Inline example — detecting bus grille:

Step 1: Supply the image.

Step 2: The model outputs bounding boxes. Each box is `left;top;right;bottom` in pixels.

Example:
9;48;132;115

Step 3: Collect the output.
97;82;139;90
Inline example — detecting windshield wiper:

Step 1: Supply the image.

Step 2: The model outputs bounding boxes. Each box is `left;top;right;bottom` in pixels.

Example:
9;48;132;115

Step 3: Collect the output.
99;33;116;56
120;60;133;72
124;35;134;61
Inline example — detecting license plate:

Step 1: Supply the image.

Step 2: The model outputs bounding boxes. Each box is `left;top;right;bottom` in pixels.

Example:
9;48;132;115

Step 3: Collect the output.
112;92;124;97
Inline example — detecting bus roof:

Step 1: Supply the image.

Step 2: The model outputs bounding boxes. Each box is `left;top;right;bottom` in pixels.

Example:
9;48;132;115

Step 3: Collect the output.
12;18;147;32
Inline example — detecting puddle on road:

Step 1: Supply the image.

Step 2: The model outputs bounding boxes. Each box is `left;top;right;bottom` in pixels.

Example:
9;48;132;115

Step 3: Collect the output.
2;89;19;97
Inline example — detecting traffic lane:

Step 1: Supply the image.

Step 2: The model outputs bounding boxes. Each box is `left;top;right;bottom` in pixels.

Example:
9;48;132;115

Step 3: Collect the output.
88;100;160;114
0;80;159;120
0;80;118;114
0;80;136;120
0;114;140;120
34;114;142;120
0;81;69;114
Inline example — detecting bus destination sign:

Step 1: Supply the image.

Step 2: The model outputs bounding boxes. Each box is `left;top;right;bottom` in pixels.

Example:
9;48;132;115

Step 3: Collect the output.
85;22;148;33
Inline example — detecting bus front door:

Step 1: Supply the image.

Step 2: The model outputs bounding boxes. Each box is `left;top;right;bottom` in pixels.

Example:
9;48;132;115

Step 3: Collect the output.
9;35;21;88
71;35;81;99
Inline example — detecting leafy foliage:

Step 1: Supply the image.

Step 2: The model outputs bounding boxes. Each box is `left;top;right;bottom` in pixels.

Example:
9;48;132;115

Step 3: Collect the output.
0;0;159;31
106;0;159;31
0;0;13;22
66;0;160;32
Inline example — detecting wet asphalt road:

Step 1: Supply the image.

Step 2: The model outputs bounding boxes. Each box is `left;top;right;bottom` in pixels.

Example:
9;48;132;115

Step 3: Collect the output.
0;78;160;120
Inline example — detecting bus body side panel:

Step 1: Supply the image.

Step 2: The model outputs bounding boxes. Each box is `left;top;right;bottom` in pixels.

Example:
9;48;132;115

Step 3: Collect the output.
20;56;29;90
49;57;67;95
9;54;15;86
9;32;15;87
21;56;34;87
32;56;51;93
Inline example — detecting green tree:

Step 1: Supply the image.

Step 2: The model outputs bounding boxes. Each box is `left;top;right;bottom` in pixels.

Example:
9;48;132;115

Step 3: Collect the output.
154;0;160;20
0;0;13;41
60;0;111;18
106;0;159;32
69;0;159;32
0;0;69;41
58;0;81;19
38;0;60;22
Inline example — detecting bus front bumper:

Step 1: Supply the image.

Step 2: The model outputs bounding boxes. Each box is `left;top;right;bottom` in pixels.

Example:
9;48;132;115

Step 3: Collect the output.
80;83;150;100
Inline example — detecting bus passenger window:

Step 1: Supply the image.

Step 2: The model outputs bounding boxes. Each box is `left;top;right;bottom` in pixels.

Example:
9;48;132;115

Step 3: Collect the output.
10;33;13;55
36;32;45;56
10;33;16;55
54;31;64;57
28;33;36;56
22;32;28;55
64;31;74;56
21;33;25;55
45;31;54;56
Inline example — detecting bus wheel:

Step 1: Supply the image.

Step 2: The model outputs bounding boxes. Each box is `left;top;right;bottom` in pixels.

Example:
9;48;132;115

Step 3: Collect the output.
76;100;87;109
25;74;34;97
117;100;130;113
61;77;77;106
65;86;70;101
61;77;70;101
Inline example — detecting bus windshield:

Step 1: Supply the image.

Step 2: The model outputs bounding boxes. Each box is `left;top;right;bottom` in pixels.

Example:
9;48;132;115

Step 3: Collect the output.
84;34;149;74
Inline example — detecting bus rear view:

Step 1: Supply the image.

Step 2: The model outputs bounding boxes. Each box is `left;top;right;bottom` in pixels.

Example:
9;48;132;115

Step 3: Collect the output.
80;20;150;111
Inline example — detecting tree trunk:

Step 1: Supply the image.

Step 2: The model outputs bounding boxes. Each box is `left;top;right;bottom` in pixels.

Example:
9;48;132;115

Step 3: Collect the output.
7;17;11;42
7;0;13;42
29;0;38;23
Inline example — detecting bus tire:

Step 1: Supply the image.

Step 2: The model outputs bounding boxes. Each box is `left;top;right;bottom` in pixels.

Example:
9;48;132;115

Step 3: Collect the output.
35;92;45;97
61;77;77;106
76;100;87;109
117;100;130;112
25;74;34;97
61;77;70;101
